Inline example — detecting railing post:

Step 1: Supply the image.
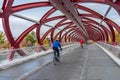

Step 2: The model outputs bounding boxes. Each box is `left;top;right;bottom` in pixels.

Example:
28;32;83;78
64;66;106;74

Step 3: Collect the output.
36;44;41;53
7;47;15;61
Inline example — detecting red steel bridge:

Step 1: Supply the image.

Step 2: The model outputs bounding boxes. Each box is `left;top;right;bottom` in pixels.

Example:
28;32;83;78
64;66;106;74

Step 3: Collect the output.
0;0;120;60
0;0;120;80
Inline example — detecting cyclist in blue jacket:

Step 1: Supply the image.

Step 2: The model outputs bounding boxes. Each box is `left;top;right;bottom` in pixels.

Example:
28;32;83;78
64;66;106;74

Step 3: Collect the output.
52;40;62;58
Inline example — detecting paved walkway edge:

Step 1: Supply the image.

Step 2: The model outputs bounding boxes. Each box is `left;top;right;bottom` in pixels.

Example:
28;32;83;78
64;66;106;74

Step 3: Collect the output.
95;43;120;66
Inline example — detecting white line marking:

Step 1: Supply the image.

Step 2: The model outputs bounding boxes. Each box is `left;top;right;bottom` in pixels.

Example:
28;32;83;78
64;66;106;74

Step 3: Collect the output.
79;49;89;80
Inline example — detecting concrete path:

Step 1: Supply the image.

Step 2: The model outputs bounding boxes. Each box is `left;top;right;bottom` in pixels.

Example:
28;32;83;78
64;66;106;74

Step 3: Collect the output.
0;44;120;80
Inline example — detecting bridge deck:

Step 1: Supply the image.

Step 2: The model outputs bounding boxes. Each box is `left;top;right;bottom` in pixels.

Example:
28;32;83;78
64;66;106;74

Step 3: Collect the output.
0;44;120;80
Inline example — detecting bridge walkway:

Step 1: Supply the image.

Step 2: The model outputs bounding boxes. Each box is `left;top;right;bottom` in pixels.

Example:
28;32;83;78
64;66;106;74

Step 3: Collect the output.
0;44;120;80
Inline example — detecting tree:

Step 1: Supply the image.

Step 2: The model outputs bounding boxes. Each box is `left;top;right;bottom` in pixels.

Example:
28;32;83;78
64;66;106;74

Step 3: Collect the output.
25;31;36;46
0;31;5;44
115;30;120;45
0;31;10;49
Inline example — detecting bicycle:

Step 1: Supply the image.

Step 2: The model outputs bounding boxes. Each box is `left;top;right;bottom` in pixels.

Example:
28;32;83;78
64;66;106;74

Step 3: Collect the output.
81;44;83;48
53;48;62;65
53;55;60;65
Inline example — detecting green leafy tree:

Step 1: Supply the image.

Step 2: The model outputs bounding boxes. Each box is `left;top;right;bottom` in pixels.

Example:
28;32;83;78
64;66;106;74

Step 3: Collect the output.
25;31;36;46
0;31;5;44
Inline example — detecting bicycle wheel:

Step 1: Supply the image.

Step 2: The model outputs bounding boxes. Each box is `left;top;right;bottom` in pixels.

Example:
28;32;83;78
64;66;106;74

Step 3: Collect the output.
53;57;60;65
53;57;57;65
81;44;83;48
